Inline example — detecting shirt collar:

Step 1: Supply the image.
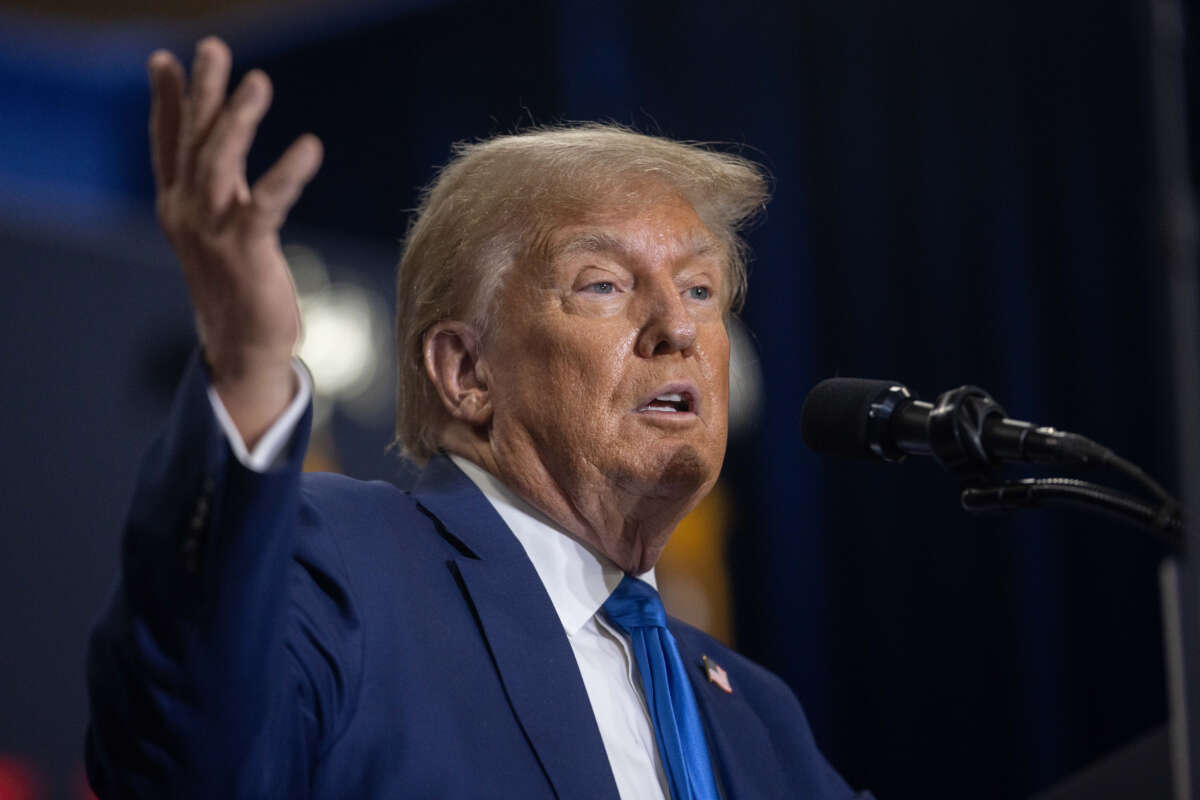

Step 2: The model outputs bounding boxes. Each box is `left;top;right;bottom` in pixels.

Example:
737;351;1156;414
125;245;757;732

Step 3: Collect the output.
449;454;657;636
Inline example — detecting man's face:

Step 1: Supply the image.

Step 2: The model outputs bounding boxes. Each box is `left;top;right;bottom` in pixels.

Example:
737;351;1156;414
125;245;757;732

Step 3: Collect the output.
483;192;731;515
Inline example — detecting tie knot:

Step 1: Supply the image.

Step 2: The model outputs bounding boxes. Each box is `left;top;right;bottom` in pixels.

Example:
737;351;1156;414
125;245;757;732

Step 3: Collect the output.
602;574;668;632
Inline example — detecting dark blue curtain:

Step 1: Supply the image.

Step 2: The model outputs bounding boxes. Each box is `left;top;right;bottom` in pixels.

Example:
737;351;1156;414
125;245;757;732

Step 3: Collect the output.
0;1;1190;796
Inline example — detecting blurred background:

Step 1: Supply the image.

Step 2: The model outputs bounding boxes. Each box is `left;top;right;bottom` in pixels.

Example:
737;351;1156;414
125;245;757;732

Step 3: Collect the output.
1;0;1197;797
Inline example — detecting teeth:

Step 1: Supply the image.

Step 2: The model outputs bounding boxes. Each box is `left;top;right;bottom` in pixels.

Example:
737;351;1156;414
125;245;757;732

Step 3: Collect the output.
640;391;692;413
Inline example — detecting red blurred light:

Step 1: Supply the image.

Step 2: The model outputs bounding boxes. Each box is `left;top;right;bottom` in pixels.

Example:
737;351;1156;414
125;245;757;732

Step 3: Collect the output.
73;762;97;800
0;756;42;800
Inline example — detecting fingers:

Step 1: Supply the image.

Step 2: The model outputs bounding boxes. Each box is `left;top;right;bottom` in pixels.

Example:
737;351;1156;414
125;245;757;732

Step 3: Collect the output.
149;37;319;240
177;37;232;189
147;50;185;191
248;134;324;234
195;70;273;216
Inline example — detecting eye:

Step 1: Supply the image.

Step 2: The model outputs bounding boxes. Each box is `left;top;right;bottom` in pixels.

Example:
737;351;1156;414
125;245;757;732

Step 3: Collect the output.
687;286;712;301
585;281;616;295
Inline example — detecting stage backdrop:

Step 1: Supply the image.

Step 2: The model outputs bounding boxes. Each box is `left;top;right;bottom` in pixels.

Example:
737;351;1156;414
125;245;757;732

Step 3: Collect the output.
0;1;1194;797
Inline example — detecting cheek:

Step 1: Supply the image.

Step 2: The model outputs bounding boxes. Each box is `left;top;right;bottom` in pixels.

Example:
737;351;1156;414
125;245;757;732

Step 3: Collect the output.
703;329;732;397
544;319;634;378
549;331;635;422
496;325;632;429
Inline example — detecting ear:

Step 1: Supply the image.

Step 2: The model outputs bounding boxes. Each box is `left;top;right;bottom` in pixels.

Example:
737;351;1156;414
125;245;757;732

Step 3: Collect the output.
423;320;492;426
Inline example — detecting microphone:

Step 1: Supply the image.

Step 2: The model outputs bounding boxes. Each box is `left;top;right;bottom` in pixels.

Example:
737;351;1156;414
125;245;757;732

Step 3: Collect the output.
800;377;1106;474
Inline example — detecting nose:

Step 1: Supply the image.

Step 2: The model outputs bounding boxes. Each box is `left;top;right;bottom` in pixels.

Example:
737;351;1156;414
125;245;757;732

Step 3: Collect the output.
635;281;698;358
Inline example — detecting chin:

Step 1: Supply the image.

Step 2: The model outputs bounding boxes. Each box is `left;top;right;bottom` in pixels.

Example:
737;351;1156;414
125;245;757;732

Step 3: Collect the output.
658;445;716;491
619;443;719;500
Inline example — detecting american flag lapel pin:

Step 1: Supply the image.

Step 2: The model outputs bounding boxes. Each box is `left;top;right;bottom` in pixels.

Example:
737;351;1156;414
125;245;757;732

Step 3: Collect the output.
701;654;733;694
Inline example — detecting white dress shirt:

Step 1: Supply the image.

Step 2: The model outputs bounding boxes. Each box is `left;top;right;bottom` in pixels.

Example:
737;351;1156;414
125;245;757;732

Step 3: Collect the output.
449;455;670;800
209;369;670;799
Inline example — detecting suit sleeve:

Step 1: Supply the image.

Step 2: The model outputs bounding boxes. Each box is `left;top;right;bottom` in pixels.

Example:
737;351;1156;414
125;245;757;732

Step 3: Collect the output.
207;358;313;472
85;352;361;799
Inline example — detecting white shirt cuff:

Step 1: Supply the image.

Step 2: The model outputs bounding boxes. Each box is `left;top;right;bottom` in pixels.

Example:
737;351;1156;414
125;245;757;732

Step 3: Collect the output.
206;359;313;472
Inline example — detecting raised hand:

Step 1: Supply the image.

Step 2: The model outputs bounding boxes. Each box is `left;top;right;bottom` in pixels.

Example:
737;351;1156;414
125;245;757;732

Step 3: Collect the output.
148;37;323;448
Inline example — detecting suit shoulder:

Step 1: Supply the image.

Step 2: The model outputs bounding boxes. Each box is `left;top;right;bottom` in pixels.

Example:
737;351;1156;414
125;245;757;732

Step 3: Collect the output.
291;470;461;582
297;471;423;524
298;470;410;501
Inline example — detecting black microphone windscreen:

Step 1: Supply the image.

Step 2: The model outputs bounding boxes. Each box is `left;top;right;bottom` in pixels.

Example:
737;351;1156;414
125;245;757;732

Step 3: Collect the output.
800;377;900;459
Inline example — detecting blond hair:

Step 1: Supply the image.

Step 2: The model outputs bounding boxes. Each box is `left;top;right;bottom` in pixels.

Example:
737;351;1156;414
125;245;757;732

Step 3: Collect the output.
393;123;769;462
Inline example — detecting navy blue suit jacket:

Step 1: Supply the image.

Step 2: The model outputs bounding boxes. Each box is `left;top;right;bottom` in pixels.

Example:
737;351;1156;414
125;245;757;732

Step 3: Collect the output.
86;356;870;798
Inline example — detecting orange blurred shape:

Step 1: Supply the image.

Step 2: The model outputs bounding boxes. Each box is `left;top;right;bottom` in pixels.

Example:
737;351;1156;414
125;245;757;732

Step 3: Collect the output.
658;480;734;645
303;428;341;474
0;756;42;800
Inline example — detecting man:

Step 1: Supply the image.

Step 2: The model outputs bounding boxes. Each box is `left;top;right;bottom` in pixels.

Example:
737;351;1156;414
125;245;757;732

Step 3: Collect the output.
85;37;871;799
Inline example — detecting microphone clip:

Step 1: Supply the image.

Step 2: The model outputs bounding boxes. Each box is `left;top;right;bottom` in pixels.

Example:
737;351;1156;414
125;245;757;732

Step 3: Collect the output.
927;385;1007;485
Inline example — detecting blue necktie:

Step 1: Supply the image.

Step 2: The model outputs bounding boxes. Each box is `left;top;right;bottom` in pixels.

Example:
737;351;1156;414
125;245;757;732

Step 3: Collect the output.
602;575;721;800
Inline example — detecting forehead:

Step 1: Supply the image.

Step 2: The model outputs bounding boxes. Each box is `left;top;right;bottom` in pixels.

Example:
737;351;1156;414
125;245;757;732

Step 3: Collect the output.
540;195;726;269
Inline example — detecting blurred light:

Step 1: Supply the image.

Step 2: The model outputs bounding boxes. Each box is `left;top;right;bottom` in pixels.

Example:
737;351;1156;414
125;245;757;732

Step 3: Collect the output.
283;243;330;296
0;756;41;800
727;315;763;437
286;243;393;432
298;286;378;398
658;481;734;644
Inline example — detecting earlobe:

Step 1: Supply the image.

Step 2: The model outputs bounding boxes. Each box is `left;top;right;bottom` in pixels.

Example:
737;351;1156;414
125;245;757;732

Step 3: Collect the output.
422;321;492;426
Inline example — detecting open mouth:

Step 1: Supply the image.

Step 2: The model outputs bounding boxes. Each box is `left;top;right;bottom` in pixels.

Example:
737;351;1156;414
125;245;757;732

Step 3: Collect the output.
639;391;695;414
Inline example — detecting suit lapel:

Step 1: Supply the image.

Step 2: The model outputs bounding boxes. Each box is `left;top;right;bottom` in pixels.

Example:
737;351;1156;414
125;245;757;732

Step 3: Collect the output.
412;456;621;800
672;625;789;799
